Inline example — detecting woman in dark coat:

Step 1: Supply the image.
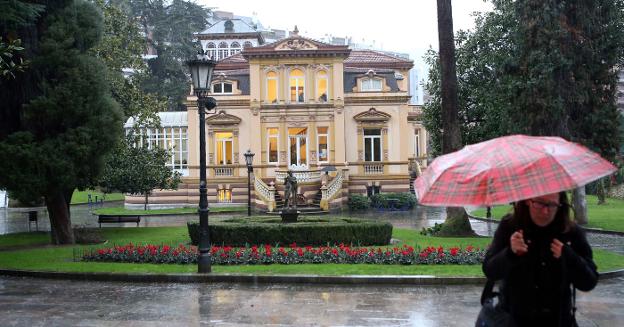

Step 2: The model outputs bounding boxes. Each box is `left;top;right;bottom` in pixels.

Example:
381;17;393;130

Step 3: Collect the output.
482;192;598;326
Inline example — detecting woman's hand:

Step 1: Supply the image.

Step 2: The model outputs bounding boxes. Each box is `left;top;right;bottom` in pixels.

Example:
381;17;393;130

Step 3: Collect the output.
551;239;564;259
510;230;528;256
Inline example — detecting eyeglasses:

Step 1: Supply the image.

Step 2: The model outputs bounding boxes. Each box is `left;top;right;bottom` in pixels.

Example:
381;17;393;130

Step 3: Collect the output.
529;200;562;211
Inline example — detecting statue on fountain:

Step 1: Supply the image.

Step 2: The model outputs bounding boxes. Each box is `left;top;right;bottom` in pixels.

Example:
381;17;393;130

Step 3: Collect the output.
281;170;299;222
283;170;298;209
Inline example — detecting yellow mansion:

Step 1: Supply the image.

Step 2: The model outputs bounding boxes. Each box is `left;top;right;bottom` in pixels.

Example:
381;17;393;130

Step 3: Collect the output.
125;31;427;212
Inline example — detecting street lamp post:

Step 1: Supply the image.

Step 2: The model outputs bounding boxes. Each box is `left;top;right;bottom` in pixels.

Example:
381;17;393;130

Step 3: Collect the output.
244;150;255;216
186;50;216;273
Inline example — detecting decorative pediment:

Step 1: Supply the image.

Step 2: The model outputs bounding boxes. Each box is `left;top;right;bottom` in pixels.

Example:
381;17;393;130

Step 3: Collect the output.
353;108;391;123
275;38;318;51
205;110;242;125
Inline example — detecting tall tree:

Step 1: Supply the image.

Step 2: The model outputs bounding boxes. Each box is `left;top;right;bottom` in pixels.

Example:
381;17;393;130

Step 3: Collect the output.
435;0;475;236
99;136;180;210
112;0;210;111
507;0;624;221
424;1;515;155
0;0;122;244
424;0;624;223
90;0;165;127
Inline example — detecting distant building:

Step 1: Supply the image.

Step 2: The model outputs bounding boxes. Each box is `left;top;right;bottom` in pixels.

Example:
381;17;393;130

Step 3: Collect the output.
195;16;264;61
125;29;428;211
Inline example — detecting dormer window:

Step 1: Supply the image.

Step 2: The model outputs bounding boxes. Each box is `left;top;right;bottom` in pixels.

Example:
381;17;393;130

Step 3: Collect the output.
361;78;383;92
212;82;233;94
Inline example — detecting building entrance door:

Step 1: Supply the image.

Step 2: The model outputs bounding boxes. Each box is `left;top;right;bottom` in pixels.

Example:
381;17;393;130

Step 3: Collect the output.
288;128;308;169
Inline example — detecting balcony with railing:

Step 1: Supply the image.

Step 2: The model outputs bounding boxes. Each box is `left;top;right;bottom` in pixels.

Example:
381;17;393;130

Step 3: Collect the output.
213;167;234;177
363;163;384;175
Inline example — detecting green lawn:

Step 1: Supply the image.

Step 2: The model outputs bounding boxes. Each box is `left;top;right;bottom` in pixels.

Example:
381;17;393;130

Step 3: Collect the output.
0;232;50;249
471;195;624;232
92;206;246;215
71;189;124;204
0;227;622;276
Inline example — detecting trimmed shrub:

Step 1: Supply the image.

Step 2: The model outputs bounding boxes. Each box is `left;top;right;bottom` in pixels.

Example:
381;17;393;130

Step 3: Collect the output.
187;216;392;246
370;192;416;210
348;194;370;210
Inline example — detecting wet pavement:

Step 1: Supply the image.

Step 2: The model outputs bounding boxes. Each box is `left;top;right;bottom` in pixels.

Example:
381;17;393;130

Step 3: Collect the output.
0;203;244;235
0;275;622;326
0;206;623;325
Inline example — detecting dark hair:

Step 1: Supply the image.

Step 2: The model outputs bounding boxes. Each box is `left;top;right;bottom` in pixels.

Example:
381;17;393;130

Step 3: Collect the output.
511;192;575;233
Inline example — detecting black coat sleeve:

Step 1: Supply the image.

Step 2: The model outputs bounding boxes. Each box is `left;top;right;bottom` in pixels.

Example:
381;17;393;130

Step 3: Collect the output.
563;227;598;291
482;217;525;280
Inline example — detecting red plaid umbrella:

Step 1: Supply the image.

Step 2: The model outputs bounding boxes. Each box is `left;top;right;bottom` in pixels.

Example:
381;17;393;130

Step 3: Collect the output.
414;135;617;207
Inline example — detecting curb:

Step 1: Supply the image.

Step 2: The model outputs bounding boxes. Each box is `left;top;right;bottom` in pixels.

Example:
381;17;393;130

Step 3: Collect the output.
0;269;485;285
0;268;622;285
468;214;624;236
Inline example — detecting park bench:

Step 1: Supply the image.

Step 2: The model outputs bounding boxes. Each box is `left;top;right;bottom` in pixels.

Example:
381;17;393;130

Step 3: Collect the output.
97;214;141;228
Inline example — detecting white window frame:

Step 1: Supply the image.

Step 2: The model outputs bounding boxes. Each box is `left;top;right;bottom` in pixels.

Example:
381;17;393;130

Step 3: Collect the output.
267;128;279;164
206;42;216;60
364;129;382;162
316;70;329;102
212;82;233;94
215;132;234;165
218;42;228;60
230;42;241;56
127;126;189;176
361;78;383;92
289;68;305;103
265;71;279;104
317;127;329;163
288;128;308;168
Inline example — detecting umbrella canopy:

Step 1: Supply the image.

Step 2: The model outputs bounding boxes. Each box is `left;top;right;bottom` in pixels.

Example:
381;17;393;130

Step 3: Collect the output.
414;135;616;207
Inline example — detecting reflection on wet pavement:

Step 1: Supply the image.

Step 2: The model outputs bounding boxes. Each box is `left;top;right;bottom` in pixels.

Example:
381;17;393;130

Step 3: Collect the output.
0;276;622;326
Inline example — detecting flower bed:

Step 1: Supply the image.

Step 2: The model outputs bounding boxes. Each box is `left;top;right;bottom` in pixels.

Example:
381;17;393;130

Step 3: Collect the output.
81;243;486;265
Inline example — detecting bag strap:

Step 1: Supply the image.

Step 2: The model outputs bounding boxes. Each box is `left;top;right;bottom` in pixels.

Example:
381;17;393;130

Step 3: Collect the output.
572;286;577;319
480;279;496;305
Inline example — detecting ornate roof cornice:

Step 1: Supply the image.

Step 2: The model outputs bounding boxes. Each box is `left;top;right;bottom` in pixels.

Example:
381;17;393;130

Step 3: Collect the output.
353;108;392;123
205;110;242;125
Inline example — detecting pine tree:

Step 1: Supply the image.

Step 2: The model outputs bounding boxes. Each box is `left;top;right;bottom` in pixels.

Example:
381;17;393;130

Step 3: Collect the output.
0;0;122;244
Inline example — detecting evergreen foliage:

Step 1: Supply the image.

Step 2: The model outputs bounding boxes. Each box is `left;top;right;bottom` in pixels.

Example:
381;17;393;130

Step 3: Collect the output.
0;0;122;244
110;0;211;110
187;217;393;247
99;136;181;210
423;0;624;160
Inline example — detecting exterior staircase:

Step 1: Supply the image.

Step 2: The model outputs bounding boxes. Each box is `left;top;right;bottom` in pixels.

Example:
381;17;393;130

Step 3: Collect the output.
409;173;416;195
267;189;326;215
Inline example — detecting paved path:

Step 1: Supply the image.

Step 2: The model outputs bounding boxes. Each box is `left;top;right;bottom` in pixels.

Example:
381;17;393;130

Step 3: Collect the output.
0;276;622;326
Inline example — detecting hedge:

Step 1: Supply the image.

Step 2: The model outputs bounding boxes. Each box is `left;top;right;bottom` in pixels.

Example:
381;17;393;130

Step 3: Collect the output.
187;216;392;246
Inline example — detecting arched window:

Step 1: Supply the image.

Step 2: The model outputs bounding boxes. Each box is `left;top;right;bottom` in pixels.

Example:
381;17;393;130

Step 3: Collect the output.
266;71;278;103
218;42;228;60
316;70;328;102
243;41;253;48
230;42;241;56
289;69;305;103
206;42;216;60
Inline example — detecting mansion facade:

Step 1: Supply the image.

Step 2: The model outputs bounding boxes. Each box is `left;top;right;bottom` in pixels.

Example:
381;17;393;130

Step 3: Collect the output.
125;30;428;212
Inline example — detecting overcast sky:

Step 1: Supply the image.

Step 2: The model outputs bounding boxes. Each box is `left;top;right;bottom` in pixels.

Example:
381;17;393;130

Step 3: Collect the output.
198;0;493;66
